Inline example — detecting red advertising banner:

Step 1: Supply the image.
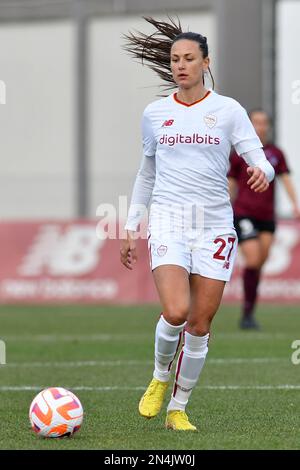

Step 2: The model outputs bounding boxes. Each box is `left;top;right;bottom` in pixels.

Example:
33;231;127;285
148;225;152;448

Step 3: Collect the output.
0;220;299;304
224;219;300;303
0;221;158;304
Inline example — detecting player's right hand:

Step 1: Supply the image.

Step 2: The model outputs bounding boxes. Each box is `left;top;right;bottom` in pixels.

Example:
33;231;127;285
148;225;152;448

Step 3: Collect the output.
247;166;269;193
120;231;137;270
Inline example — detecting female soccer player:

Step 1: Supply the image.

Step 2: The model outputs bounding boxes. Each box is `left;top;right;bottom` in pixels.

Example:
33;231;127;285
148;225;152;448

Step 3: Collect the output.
120;17;274;431
228;109;300;330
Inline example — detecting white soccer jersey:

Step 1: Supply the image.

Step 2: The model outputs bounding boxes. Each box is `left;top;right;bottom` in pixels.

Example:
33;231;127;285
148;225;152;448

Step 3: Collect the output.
141;90;262;228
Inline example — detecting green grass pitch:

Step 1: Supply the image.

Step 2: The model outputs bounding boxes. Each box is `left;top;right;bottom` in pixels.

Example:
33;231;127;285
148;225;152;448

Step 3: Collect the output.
0;303;299;450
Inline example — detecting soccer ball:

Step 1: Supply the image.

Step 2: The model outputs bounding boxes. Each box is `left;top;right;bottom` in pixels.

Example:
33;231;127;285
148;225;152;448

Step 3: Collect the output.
29;387;83;438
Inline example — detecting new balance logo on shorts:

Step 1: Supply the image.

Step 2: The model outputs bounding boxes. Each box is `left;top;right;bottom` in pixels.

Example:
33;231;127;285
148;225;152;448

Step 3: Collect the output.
223;261;230;269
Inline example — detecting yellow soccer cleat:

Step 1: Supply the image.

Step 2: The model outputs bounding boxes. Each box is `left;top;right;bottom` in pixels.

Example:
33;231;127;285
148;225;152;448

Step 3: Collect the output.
165;410;197;431
139;378;169;418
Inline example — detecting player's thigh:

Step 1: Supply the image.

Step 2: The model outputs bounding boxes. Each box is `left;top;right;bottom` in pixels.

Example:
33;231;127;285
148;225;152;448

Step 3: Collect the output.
152;265;190;325
187;275;226;335
239;238;262;268
258;231;274;265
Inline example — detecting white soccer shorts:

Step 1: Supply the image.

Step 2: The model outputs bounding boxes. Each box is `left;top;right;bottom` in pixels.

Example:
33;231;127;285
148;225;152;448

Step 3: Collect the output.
147;226;238;282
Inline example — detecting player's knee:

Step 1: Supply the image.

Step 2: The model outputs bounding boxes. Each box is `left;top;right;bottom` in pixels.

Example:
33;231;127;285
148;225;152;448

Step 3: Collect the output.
187;319;211;336
163;305;189;326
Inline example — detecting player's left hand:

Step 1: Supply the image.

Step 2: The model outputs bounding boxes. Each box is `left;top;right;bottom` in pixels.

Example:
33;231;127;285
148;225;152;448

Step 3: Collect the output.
247;166;269;193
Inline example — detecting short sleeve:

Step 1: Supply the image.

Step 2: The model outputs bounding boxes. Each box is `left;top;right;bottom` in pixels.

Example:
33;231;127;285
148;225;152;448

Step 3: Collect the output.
230;104;263;155
142;109;157;157
227;151;241;179
276;148;290;175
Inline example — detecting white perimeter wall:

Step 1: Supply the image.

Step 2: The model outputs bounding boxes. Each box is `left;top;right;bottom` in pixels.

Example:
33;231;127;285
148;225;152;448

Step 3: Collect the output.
3;7;300;221
0;11;216;219
0;21;75;219
276;0;300;216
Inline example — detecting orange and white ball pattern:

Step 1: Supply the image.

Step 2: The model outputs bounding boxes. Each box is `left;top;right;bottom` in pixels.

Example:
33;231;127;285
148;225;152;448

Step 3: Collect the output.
29;387;83;438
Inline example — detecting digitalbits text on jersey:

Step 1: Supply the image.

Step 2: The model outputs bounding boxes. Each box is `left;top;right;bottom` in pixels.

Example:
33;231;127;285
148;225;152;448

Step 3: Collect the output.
159;133;221;147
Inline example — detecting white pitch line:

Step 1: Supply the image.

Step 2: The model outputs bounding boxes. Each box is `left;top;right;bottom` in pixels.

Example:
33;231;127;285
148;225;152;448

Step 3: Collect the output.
3;360;153;368
208;358;287;364
0;357;288;368
1;332;293;342
1;334;122;342
0;384;300;392
214;333;291;339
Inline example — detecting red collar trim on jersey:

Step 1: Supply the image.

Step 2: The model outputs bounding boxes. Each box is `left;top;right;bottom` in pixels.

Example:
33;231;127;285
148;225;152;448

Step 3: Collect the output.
173;90;211;107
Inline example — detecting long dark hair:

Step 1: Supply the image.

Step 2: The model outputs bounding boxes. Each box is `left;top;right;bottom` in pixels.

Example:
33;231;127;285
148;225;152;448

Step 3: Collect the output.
122;16;215;93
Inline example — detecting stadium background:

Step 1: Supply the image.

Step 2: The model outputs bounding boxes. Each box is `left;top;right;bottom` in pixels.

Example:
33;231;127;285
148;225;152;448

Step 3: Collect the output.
0;0;300;451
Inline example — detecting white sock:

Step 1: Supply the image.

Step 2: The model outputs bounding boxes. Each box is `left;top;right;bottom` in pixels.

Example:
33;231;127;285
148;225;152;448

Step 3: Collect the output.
167;331;209;412
153;315;186;382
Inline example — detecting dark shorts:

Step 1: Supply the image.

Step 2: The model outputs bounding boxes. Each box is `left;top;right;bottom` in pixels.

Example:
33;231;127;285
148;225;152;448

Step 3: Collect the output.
234;216;276;244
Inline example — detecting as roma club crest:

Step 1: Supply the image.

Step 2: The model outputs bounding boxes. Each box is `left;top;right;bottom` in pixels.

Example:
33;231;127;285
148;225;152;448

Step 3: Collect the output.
204;114;217;128
157;245;168;257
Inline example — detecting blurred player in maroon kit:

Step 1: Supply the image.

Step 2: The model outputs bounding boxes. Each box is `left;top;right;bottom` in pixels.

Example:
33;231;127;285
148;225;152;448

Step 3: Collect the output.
228;109;300;330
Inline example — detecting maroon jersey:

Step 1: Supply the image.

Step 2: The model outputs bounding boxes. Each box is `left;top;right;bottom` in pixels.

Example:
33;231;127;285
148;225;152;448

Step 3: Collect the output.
228;144;290;221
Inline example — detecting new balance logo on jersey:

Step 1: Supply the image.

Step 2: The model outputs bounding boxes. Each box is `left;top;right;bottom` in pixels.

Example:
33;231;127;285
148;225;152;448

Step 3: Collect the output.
159;133;220;146
161;119;174;127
